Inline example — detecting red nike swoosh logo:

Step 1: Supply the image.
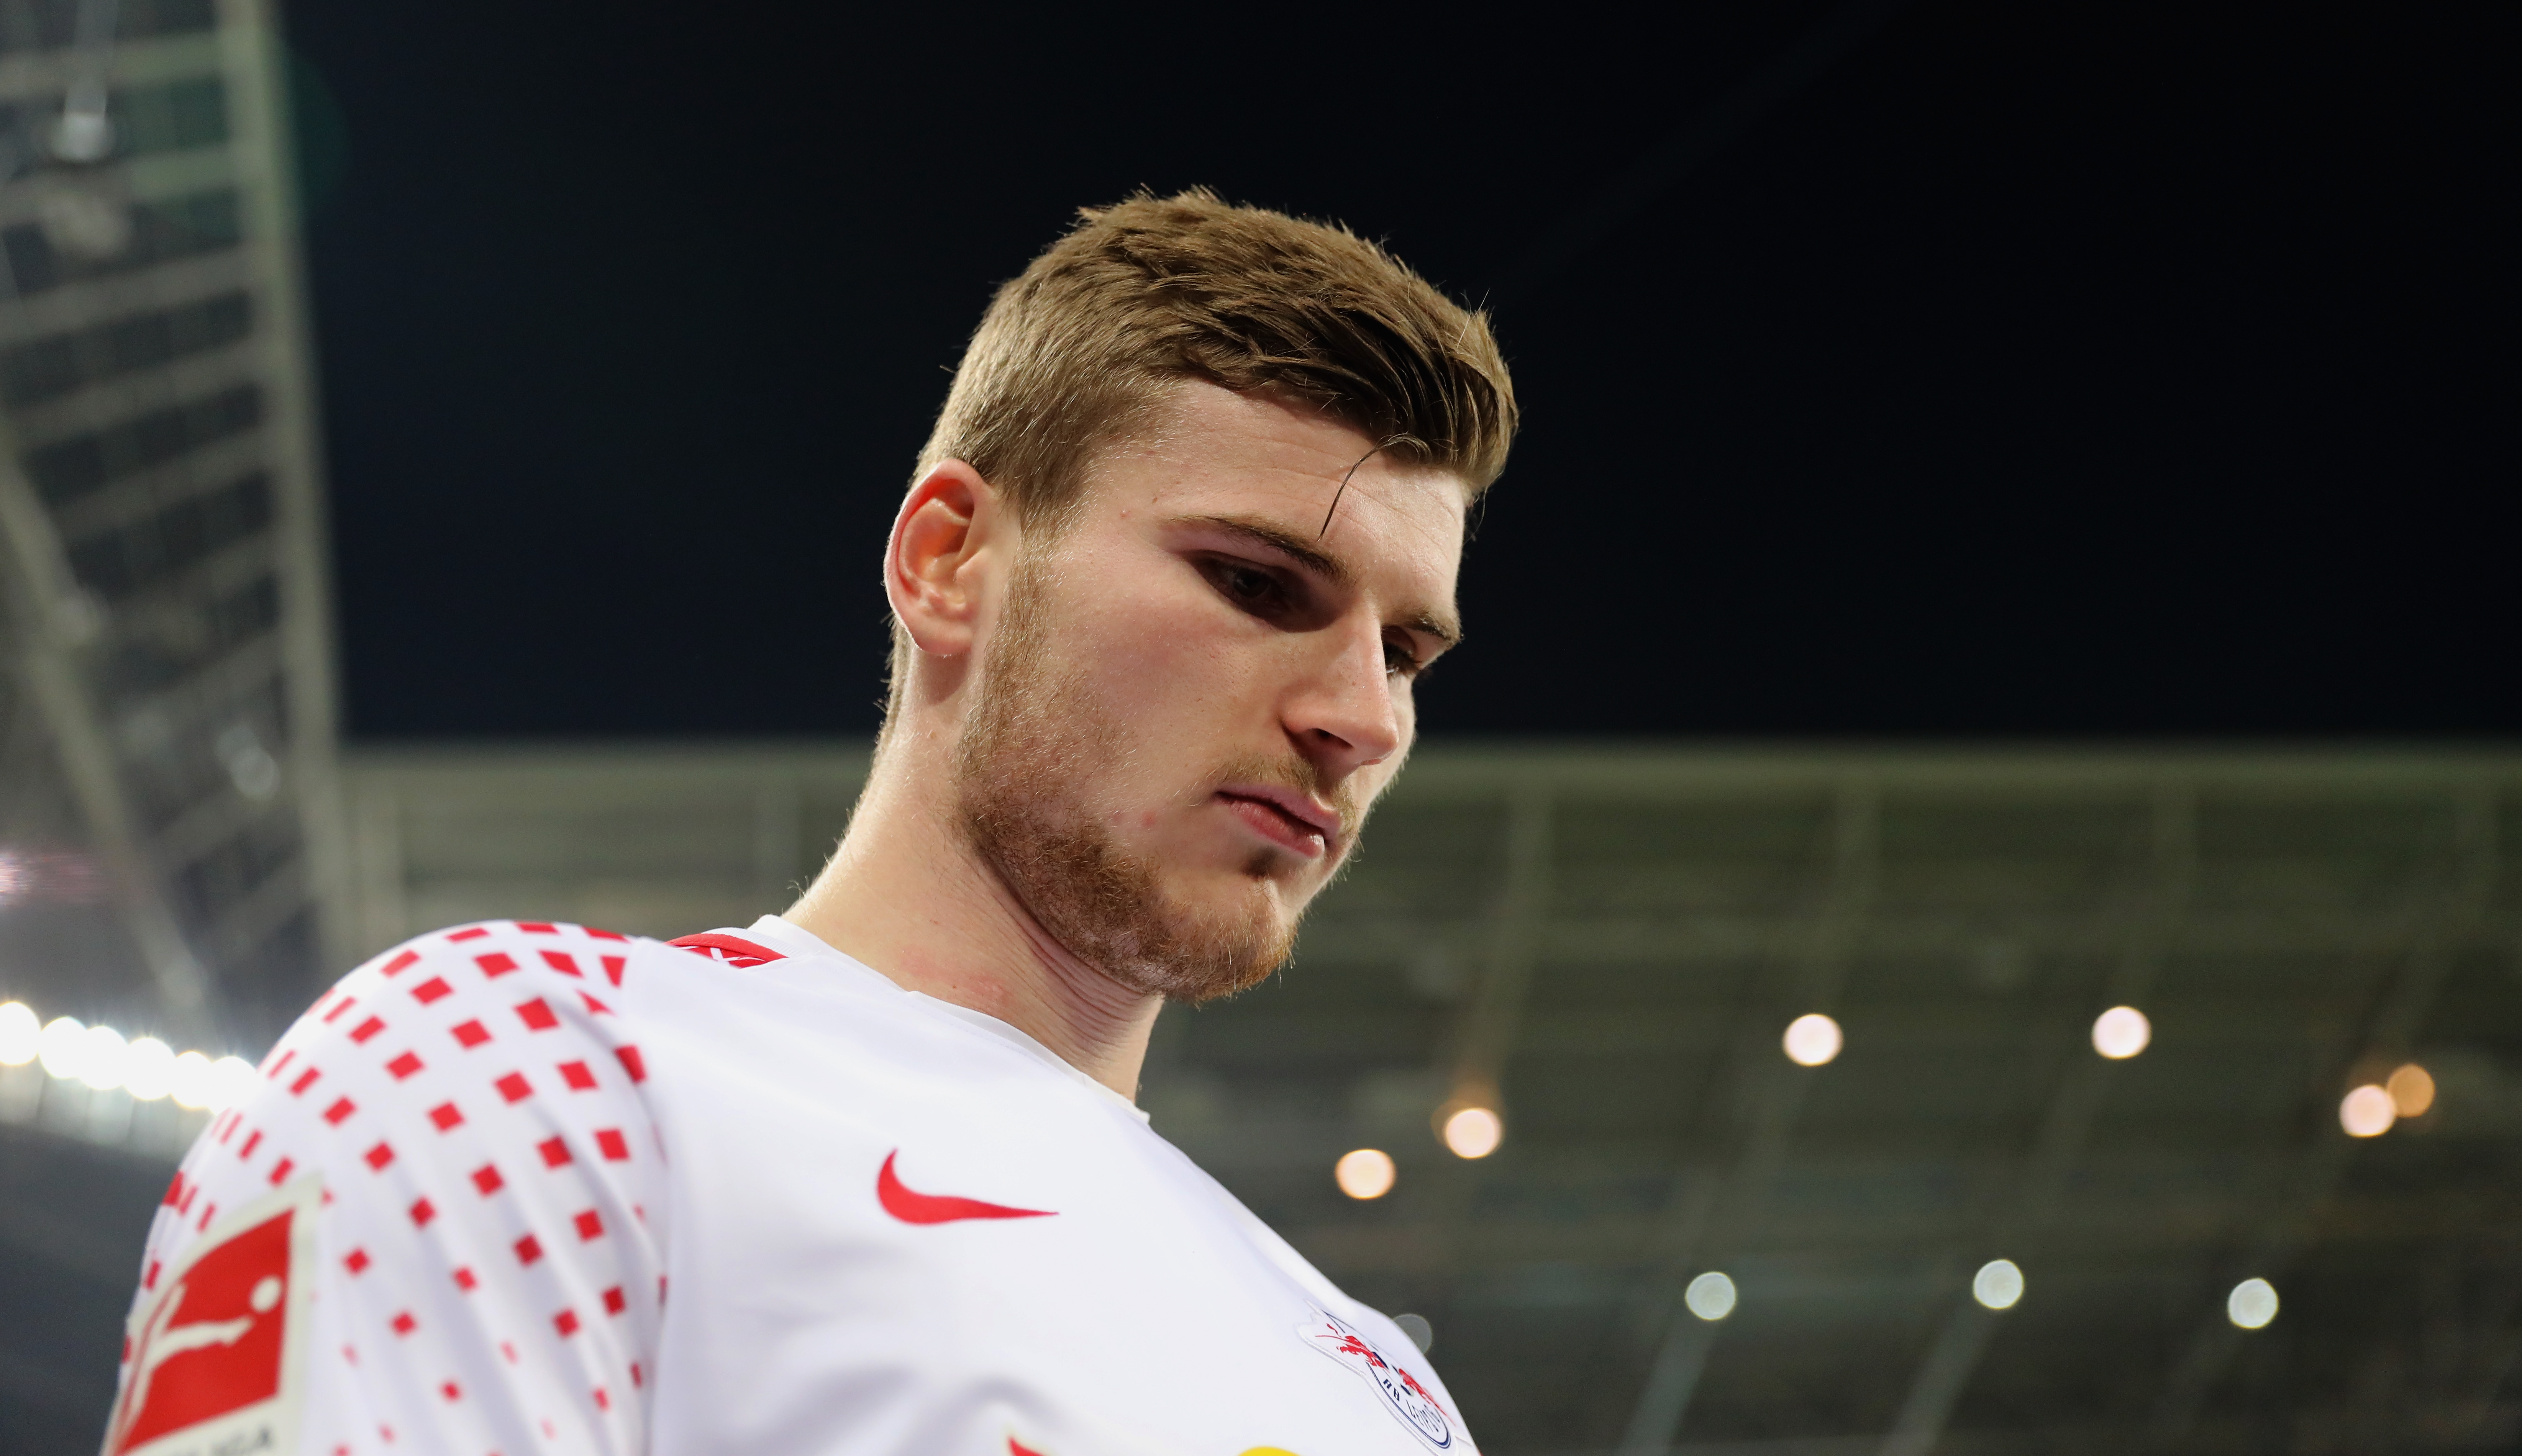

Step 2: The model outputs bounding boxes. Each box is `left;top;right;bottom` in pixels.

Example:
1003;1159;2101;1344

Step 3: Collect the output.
876;1150;1056;1224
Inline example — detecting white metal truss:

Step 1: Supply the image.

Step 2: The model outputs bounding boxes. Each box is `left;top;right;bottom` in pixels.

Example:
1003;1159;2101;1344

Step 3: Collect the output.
0;0;347;1065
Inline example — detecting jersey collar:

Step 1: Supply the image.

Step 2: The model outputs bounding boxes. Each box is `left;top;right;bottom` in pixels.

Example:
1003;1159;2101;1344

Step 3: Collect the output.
737;915;1154;1125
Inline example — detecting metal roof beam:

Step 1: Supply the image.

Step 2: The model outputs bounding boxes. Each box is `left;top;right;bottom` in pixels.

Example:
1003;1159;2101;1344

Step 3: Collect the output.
2151;782;2499;1440
1618;782;1879;1455
0;427;213;1035
1417;781;1555;1276
1870;784;2198;1454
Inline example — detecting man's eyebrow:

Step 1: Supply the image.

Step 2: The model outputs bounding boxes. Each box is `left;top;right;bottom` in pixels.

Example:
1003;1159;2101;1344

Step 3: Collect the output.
1174;513;1462;648
1181;513;1352;586
1400;608;1463;650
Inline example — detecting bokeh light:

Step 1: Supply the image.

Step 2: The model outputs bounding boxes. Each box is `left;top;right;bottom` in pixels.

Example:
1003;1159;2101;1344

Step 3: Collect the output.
2340;1084;2396;1138
207;1055;259;1111
2228;1277;2279;1329
78;1023;129;1090
123;1037;176;1101
1442;1106;1503;1159
1783;1013;1843;1067
2386;1063;2435;1117
2091;1006;2151;1060
7;999;238;1114
1973;1259;2025;1310
1336;1148;1396;1199
169;1050;216;1110
38;1016;86;1079
1685;1271;1738;1321
1393;1313;1433;1352
0;1001;37;1065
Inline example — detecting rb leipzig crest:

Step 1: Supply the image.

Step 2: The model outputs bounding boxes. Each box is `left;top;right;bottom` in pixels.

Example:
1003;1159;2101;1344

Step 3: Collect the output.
1295;1307;1458;1451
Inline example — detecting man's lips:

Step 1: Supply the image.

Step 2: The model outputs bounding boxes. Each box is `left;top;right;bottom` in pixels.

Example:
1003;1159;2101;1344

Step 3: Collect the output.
1215;785;1340;858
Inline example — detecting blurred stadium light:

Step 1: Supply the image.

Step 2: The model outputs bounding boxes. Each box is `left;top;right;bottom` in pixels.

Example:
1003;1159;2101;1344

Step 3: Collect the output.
0;0;344;1445
0;0;345;1045
0;4;2511;1449
326;742;2522;1454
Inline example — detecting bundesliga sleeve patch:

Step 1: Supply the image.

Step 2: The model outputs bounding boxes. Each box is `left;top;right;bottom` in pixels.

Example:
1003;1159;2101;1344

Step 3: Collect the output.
103;1175;321;1456
1296;1307;1458;1451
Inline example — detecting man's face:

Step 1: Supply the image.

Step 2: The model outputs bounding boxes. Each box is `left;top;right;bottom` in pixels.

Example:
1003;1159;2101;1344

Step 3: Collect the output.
954;382;1469;1003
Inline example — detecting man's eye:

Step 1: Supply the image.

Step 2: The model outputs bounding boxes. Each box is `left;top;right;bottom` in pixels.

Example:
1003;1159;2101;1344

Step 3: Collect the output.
1385;640;1424;677
1205;559;1286;610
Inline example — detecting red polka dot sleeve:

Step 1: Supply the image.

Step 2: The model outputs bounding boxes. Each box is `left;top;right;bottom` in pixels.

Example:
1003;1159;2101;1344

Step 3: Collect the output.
113;922;669;1456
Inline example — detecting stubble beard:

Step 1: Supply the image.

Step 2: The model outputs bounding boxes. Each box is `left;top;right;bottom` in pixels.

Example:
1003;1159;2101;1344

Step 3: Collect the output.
952;559;1315;1005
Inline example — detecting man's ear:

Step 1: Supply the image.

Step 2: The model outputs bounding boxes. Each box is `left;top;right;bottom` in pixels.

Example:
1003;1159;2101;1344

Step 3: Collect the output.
885;460;1003;660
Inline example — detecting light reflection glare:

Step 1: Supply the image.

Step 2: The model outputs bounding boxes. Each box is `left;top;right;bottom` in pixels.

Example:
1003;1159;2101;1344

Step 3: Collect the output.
0;1001;37;1065
2340;1084;2396;1138
1335;1148;1396;1199
2091;1006;2151;1060
1441;1106;1503;1159
2228;1277;2279;1329
2387;1063;2435;1117
1783;1013;1843;1067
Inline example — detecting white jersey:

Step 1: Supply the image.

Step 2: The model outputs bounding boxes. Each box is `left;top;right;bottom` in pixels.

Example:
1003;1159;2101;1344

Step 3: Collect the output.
105;915;1473;1456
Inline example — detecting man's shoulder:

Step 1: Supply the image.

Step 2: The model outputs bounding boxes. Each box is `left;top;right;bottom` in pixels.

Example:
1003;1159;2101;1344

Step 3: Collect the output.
256;919;722;1099
130;921;682;1455
318;919;662;1019
322;917;738;1004
360;917;661;978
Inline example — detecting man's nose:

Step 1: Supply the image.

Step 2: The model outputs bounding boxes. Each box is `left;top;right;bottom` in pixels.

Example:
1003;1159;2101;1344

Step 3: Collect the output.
1283;618;1404;775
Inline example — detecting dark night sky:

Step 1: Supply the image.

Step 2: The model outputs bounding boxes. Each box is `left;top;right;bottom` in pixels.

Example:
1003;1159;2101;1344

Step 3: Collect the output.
283;2;2516;742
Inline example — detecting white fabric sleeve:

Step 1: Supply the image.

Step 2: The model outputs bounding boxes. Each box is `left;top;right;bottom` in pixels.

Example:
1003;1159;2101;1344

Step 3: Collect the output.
104;922;670;1456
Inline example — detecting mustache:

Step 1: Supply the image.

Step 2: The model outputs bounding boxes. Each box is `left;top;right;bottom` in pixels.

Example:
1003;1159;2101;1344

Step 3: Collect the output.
1205;753;1362;840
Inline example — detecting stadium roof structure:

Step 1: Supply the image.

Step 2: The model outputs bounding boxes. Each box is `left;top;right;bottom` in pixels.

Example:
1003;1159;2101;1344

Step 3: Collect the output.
6;740;2519;1452
302;740;2522;1455
0;4;344;1441
0;0;346;1057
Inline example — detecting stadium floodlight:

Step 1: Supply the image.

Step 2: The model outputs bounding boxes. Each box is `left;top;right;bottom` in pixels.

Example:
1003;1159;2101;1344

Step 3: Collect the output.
77;1023;128;1090
1685;1271;1738;1321
1783;1013;1842;1067
2091;1006;2151;1059
1335;1148;1396;1199
207;1056;259;1111
1394;1313;1434;1353
169;1051;217;1110
2339;1084;2396;1137
38;1017;87;1079
2228;1278;2279;1329
123;1037;177;1101
1973;1259;2025;1310
4;999;238;1111
0;1002;38;1065
1442;1106;1503;1159
2387;1063;2435;1117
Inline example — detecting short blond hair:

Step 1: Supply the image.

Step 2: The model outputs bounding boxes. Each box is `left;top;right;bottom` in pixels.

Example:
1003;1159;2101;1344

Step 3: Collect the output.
885;190;1517;730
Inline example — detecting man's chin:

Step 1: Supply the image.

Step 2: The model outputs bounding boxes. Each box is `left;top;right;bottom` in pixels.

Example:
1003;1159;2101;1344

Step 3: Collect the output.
1126;877;1298;1006
1201;852;1322;919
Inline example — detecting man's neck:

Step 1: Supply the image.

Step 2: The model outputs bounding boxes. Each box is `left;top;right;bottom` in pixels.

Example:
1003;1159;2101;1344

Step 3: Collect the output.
781;748;1162;1100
